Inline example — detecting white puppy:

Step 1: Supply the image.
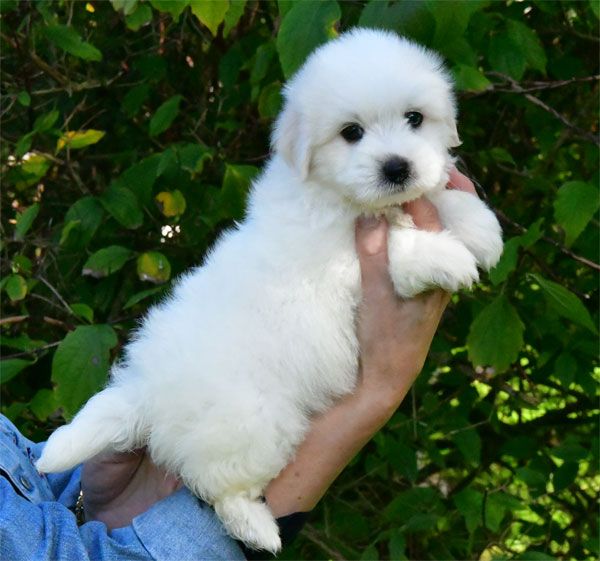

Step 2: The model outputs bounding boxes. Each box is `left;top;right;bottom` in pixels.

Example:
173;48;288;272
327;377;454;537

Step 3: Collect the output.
37;29;502;552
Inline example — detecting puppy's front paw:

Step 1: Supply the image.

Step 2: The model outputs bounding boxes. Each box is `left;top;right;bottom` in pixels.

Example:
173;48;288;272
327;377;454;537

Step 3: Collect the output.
429;190;503;271
388;229;479;297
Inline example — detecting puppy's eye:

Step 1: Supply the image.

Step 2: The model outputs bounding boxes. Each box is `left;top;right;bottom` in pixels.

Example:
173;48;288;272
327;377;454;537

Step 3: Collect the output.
405;111;423;128
340;123;364;143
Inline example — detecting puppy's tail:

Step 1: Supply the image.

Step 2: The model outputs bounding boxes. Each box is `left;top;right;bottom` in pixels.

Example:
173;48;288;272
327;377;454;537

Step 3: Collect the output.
215;494;282;554
36;384;145;473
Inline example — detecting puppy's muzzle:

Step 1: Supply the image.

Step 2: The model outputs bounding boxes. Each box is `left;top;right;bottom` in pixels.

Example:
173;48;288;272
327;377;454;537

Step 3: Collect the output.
382;156;411;188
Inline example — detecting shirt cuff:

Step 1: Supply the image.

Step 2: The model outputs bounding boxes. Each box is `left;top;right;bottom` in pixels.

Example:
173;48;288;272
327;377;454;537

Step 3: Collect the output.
132;487;246;561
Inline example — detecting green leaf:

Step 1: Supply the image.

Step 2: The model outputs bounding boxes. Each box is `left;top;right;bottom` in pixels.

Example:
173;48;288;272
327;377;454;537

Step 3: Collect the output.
116;154;161;205
100;184;144;229
126;3;153;30
149;0;189;19
82;246;134;278
57;130;105;151
553;181;599;246
552;351;576;386
124;286;165;309
62;196;104;248
149;95;183;137
137;252;171;284
14;203;40;241
122;83;150;117
553;461;579;492
506;19;547;73
5;274;28;302
220;164;258;220
223;0;246;36
29;388;59;420
454;429;482;463
484;492;508;532
488;32;526;80
70;303;94;323
258;82;282;119
358;0;435;44
15;133;33;158
276;0;341;79
33;110;59;133
1;359;35;385
189;0;230;36
453;488;483;533
501;436;537;460
515;466;547;495
178;143;213;176
51;325;118;416
0;334;46;353
515;551;557;561
452;64;491;92
428;0;483;48
467;296;525;372
43;24;102;61
388;531;407;560
531;274;597;333
550;440;589;462
110;0;138;15
17;91;31;107
489;237;520;285
385;439;417;482
0;0;18;13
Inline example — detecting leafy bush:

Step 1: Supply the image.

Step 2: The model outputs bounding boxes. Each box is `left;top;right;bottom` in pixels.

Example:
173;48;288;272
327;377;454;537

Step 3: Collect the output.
1;1;598;560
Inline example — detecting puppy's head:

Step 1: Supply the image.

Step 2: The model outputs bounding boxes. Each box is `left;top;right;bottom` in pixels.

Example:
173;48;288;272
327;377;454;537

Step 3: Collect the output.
272;28;460;209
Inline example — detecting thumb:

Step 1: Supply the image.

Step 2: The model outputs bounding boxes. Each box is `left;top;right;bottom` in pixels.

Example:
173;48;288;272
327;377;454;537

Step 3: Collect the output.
355;216;394;298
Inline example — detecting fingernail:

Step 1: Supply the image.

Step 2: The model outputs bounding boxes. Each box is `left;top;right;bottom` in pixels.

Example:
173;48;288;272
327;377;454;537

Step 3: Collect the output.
358;217;387;255
357;215;381;229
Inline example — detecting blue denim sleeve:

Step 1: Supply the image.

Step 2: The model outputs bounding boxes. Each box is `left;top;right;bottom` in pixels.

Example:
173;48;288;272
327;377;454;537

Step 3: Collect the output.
0;416;246;561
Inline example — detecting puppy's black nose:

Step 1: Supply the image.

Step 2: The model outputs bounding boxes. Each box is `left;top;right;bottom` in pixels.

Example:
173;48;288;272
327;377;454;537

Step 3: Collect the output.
382;157;411;185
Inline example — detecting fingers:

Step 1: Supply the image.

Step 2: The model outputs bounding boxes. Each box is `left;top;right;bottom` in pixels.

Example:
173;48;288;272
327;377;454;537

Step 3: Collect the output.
355;216;394;300
447;167;478;196
403;198;443;232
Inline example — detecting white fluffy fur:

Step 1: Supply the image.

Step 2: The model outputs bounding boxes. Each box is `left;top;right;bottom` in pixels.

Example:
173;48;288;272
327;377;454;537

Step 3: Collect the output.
37;29;502;552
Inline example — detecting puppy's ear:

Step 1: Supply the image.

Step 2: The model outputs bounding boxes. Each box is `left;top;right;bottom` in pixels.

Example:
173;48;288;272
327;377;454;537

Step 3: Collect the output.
272;105;311;180
445;114;461;148
444;94;462;147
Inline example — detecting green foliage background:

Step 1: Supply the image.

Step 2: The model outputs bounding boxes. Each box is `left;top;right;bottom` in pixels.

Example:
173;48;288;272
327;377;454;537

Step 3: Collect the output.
1;1;598;560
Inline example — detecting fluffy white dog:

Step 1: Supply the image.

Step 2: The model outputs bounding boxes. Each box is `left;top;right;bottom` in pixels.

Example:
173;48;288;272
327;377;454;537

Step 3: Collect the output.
37;29;502;552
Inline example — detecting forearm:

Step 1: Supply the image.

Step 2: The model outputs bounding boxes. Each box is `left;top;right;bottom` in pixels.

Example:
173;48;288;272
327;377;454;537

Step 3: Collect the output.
264;382;402;518
265;291;449;519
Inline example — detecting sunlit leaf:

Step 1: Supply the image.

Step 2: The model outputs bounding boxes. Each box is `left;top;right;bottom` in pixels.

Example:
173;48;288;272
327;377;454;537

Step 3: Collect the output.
155;190;186;217
189;0;230;36
137;251;171;284
56;130;105;151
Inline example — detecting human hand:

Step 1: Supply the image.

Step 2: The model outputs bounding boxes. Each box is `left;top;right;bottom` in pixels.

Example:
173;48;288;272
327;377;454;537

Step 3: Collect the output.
354;168;478;411
81;448;181;530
